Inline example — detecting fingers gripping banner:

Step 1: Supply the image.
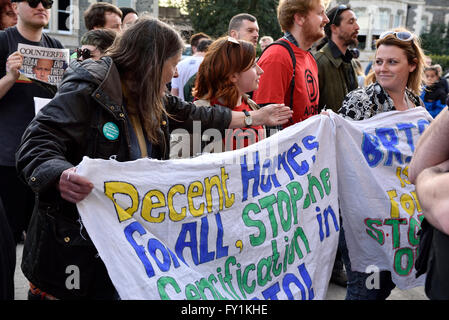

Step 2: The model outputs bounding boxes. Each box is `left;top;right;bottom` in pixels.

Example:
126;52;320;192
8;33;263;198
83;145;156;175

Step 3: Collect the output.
331;108;432;290
76;115;339;300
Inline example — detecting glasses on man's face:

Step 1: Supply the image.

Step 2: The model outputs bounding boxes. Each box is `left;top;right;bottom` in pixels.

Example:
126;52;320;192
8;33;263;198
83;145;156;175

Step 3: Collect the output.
76;48;92;61
379;30;414;42
330;4;347;25
18;0;53;9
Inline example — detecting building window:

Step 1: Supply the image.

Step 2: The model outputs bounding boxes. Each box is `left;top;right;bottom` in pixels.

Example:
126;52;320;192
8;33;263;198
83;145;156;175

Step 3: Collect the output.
117;0;133;7
58;0;72;33
394;13;402;28
378;9;391;30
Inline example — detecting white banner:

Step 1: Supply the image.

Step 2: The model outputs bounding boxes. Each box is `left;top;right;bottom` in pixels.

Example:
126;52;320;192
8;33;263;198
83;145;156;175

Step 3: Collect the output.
332;107;432;290
77;115;339;300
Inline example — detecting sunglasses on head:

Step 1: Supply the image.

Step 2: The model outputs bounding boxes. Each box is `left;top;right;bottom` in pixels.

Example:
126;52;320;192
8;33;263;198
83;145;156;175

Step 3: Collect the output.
379;30;414;42
330;4;348;25
227;36;240;45
76;48;92;60
14;0;53;9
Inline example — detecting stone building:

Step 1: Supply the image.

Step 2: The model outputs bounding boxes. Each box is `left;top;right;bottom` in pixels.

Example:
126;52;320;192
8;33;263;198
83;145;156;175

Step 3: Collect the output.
329;0;449;63
44;0;159;50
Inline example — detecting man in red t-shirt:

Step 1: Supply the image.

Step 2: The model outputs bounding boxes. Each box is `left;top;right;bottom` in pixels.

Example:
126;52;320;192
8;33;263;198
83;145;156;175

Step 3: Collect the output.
253;0;329;128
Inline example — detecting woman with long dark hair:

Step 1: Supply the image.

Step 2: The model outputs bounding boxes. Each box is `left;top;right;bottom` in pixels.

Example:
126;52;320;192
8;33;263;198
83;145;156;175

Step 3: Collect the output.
16;18;292;300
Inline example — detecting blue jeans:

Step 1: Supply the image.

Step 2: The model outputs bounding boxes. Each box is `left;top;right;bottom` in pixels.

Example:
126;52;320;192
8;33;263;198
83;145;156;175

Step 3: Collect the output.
339;226;396;300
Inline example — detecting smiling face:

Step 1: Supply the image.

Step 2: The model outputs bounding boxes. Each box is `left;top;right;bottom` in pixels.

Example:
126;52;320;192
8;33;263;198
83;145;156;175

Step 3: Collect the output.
374;44;416;93
301;1;330;44
232;62;263;95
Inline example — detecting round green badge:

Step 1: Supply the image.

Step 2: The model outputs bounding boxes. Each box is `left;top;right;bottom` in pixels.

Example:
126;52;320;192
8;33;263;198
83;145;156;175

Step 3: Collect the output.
103;122;119;140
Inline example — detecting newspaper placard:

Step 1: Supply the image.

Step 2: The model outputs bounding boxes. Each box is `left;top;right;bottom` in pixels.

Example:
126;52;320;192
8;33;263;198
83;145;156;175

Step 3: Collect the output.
18;43;69;86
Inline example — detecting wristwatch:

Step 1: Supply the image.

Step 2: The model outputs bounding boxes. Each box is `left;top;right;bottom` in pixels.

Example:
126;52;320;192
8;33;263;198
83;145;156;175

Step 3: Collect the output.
243;109;252;126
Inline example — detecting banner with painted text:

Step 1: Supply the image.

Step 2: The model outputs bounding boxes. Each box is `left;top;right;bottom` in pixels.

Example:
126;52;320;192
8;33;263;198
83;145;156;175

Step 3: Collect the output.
331;107;432;290
76;115;339;300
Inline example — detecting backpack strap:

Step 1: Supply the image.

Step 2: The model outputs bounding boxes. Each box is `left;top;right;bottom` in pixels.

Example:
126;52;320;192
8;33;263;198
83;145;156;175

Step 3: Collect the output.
259;39;296;110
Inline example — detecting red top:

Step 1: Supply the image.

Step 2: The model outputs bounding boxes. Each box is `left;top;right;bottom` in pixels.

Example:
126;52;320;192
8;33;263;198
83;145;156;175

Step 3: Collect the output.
253;39;320;127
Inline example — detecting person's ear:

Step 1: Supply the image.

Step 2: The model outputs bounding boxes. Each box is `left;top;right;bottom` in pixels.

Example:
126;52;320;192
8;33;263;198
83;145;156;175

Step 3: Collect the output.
409;58;418;73
294;13;306;27
229;73;238;84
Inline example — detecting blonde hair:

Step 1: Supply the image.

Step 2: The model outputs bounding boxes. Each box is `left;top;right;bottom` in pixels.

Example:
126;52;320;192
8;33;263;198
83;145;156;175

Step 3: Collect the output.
366;28;426;95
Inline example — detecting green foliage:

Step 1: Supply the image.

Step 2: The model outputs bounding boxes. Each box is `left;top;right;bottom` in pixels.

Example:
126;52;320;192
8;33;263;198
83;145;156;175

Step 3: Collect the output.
420;23;449;56
180;0;282;41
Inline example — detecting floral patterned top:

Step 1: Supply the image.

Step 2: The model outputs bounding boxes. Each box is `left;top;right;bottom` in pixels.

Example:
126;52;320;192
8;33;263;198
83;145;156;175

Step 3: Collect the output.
338;82;422;120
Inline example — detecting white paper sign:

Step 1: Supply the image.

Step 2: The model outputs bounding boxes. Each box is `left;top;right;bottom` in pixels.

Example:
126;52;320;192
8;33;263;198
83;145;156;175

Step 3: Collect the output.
332;107;432;290
77;115;340;300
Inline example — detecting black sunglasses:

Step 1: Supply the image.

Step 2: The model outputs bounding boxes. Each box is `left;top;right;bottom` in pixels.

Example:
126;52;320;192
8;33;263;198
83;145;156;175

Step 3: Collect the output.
76;48;92;60
330;4;347;25
15;0;53;9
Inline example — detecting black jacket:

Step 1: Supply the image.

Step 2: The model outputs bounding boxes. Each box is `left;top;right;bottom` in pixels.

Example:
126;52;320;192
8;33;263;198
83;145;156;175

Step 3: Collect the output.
15;57;232;299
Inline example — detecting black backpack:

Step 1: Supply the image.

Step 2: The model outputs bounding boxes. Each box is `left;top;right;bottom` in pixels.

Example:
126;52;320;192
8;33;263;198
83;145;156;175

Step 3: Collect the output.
259;39;296;110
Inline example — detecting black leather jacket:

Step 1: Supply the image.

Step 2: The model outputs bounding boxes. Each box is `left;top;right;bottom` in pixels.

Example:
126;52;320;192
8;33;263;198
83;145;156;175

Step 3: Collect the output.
15;57;232;299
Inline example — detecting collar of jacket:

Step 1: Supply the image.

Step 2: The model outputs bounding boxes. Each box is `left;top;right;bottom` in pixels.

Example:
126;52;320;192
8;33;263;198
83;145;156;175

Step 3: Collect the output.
73;57;125;120
320;41;348;69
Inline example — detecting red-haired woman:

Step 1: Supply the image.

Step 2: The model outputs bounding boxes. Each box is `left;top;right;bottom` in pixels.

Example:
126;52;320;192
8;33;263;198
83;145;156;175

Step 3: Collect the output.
192;37;275;153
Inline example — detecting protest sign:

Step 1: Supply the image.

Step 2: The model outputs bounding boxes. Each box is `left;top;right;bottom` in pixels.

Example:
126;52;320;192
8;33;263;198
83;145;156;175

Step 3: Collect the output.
77;115;340;300
331;107;432;290
18;43;69;86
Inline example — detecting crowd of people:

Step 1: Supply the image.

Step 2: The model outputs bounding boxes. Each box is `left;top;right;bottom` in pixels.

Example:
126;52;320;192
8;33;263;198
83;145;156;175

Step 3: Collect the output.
0;0;448;301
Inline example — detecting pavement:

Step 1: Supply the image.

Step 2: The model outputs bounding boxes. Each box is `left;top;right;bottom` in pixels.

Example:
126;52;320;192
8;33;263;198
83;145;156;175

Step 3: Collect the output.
13;244;428;300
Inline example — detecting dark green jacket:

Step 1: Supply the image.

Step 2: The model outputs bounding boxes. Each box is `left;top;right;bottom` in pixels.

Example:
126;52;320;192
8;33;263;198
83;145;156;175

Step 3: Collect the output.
314;42;358;113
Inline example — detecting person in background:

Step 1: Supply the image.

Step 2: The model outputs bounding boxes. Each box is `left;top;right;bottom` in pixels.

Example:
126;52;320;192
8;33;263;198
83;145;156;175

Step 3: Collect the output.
228;13;259;47
15;18;293;300
0;0;64;300
0;0;17;29
76;29;116;61
191;37;269;153
259;35;273;51
338;28;426;299
315;4;359;113
421;64;448;118
119;7;138;30
182;38;213;102
170;32;211;99
314;3;360;288
253;0;330;127
84;2;122;33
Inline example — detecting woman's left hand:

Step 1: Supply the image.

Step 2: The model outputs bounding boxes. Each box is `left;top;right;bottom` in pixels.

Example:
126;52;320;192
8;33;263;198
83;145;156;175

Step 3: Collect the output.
253;104;293;126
